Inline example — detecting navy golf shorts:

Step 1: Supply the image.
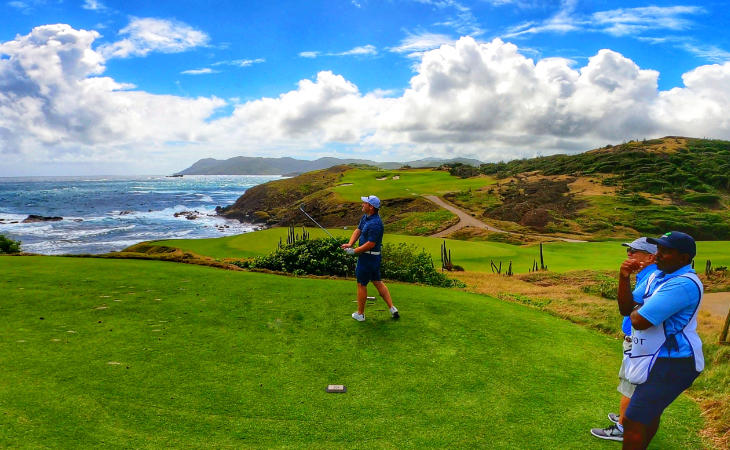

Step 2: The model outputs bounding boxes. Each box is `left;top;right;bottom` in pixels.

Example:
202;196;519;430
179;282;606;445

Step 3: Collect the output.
625;357;700;425
356;254;382;285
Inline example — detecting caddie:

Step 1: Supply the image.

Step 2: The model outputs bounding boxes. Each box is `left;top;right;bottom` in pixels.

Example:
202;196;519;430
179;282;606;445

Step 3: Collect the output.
341;195;399;322
591;237;657;442
617;231;703;450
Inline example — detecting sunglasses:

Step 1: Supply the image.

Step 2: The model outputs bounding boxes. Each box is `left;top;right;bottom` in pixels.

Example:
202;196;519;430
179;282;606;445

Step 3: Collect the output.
627;248;649;255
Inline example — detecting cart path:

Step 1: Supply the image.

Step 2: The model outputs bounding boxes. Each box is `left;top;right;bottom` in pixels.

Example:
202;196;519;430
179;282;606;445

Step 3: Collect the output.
424;195;587;243
425;195;505;237
702;292;730;318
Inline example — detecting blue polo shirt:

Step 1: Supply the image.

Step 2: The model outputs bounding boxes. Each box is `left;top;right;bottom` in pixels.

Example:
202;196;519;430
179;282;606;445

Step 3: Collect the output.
637;264;702;358
622;264;657;336
358;213;383;252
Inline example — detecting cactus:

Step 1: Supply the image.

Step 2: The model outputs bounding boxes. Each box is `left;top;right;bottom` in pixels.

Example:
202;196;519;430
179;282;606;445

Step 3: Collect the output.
441;241;453;271
539;242;545;270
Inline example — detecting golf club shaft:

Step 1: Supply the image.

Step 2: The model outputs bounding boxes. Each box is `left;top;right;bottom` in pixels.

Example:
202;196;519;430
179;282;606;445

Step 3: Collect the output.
299;206;336;239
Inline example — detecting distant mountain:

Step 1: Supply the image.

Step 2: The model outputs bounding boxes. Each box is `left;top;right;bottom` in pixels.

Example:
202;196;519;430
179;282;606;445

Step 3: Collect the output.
404;157;483;168
176;156;482;175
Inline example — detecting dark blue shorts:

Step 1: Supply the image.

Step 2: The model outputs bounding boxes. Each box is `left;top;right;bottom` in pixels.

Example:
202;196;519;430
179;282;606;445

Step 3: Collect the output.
625;358;700;425
356;254;381;285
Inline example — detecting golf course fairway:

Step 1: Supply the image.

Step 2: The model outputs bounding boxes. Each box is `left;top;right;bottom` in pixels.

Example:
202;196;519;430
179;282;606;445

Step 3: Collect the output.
153;228;730;274
1;256;704;448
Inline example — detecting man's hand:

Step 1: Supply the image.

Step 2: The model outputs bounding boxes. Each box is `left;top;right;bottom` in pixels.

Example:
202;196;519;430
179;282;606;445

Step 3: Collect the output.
341;243;352;249
620;258;643;278
344;247;356;256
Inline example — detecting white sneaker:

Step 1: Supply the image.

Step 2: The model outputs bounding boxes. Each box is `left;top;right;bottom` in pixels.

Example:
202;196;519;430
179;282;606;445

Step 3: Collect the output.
390;306;400;319
352;312;365;322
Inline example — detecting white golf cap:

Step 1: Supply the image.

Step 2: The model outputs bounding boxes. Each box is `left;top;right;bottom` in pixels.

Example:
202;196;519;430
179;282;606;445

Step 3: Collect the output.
360;195;381;208
621;237;657;254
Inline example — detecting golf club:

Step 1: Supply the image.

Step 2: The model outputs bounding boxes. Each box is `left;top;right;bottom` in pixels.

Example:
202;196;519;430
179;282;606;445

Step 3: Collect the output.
299;205;336;239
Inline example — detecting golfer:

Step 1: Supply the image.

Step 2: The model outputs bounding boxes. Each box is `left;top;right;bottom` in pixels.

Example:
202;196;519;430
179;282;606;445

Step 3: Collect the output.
618;231;703;450
341;195;399;322
591;237;657;442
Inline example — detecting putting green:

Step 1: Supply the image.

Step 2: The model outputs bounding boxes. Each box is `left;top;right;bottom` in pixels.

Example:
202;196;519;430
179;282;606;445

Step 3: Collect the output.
0;256;703;447
153;228;730;274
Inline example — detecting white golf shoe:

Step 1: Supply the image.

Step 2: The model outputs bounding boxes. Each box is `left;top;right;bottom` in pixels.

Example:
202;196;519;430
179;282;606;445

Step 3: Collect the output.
351;312;365;322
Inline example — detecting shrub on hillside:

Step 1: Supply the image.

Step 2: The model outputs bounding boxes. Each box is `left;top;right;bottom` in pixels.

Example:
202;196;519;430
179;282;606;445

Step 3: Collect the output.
682;193;721;205
447;163;480;178
0;234;21;254
247;238;354;276
242;238;462;287
380;242;463;287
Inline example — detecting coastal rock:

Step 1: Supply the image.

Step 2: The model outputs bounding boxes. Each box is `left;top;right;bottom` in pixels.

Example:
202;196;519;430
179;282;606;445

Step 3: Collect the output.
22;215;63;223
119;210;134;215
174;210;202;220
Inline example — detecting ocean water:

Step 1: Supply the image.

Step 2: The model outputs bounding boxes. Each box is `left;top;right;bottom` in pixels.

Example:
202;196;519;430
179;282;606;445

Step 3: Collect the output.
0;175;280;255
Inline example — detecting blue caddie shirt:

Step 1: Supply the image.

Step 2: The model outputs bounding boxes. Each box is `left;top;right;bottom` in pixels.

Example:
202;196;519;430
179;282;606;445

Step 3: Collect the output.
637;264;702;358
622;264;657;336
357;214;384;252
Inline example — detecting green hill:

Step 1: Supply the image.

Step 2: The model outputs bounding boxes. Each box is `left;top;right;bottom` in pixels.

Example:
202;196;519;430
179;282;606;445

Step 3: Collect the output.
0;256;704;448
213;137;730;241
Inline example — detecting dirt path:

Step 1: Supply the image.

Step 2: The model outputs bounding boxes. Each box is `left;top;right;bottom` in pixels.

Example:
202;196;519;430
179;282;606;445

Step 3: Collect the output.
424;195;506;237
424;195;587;242
702;292;730;318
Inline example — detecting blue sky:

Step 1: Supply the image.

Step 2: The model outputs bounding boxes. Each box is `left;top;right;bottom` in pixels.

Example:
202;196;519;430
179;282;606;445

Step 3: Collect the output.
1;0;729;175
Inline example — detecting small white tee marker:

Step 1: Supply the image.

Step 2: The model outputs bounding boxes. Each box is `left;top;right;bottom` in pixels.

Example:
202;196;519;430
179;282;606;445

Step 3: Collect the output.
326;385;347;393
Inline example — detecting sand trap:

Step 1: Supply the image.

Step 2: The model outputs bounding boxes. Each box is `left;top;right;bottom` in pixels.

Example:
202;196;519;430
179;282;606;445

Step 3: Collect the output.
107;361;121;365
702;292;730;318
393;175;400;180
376;176;388;181
94;305;108;310
337;183;353;186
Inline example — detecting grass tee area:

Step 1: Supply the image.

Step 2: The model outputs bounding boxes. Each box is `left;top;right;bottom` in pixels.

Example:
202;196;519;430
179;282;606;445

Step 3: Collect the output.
153;228;730;274
0;256;704;448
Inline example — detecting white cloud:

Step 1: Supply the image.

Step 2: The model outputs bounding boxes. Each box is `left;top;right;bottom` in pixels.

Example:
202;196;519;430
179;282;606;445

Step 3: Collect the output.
2;26;730;173
414;0;484;36
298;46;377;58
98;17;209;58
679;43;730;64
592;6;704;36
204;71;383;146
336;45;377;56
181;68;218;75
389;32;455;58
0;24;223;163
82;0;106;11
213;58;266;67
504;3;704;39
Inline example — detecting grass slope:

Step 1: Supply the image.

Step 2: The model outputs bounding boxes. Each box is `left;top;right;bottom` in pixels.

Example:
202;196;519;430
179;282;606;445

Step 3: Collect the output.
332;168;495;202
1;256;703;448
152;229;730;274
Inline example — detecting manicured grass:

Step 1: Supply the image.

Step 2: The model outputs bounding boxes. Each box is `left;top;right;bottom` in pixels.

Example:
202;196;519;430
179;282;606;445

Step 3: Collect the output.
153;228;730;274
332;168;495;202
0;256;704;448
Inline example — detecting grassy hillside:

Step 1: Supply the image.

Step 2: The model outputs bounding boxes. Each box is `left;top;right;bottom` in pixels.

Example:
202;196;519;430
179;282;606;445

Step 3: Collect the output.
149;228;730;275
473;137;730;239
0;256;704;448
217;165;498;236
212;137;730;242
